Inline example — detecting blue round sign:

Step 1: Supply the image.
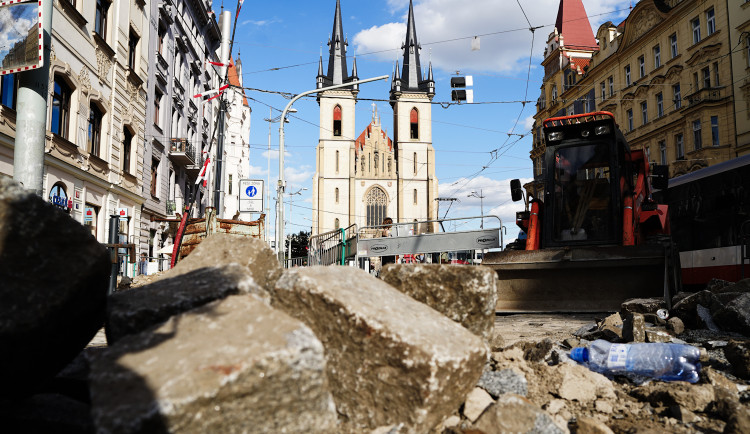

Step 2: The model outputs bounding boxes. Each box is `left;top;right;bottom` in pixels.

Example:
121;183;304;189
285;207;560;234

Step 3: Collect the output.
245;186;258;198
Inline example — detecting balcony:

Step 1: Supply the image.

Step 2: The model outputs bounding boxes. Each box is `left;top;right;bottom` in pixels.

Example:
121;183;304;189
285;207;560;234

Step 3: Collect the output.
169;138;197;167
685;86;725;108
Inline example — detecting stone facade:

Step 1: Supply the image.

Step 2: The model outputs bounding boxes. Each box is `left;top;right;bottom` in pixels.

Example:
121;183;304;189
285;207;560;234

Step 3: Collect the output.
533;0;736;184
729;0;750;157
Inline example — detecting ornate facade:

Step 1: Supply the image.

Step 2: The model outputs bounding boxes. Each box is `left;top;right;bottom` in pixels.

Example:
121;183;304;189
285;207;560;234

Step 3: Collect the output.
311;0;438;235
533;0;736;186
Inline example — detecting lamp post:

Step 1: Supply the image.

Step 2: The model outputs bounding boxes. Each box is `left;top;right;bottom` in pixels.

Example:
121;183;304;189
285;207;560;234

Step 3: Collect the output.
468;189;485;229
264;108;295;249
286;187;307;265
276;75;389;261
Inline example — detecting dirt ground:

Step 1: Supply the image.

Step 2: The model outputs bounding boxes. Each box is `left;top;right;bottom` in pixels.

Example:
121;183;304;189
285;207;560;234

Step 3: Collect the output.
494;312;601;346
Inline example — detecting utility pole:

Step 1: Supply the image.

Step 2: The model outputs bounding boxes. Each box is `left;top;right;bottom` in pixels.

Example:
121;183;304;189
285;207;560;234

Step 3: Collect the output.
212;11;231;217
266;108;272;244
13;0;53;196
469;189;485;229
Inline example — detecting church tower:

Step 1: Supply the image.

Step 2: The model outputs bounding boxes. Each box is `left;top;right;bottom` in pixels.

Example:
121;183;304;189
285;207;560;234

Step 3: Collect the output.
390;0;438;227
312;0;359;235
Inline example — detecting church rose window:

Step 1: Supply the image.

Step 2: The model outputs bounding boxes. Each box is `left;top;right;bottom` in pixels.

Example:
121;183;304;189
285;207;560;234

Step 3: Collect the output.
333;105;342;136
366;187;387;227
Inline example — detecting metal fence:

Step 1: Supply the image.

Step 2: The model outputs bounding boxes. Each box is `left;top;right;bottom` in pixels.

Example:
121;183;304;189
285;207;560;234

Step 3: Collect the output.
307;224;358;266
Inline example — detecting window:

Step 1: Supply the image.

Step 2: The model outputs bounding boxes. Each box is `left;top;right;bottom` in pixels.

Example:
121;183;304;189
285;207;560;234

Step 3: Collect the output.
693;119;702;150
653;45;661;69
673;83;681;109
333;105;342;136
154;89;162;127
552;85;558;101
608;76;614;97
713;62;720;87
335;187;339;203
334;218;340;230
670;33;678;58
638;56;645;78
51;77;71;139
702;67;710;88
706;8;715;36
656;93;663;117
659;140;667;165
692;17;701;44
122;127;132;173
128;29;139;71
228;174;233;195
676;133;684;159
641;102;648;125
413;189;418;205
627;109;633;131
711;116;719;146
365;187;387;227
625;65;631;86
84;204;99;237
150;158;159;196
95;0;110;38
88;103;103;157
335;150;339;173
0;74;17;109
600;81;605;101
413;152;417;174
158;22;166;55
410;108;419;139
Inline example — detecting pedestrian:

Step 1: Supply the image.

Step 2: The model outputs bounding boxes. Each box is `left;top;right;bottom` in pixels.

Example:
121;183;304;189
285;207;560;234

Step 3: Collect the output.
381;217;396;267
138;252;148;276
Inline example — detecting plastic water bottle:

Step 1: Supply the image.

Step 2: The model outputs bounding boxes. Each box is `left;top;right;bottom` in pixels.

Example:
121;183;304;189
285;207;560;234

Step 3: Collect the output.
570;339;701;383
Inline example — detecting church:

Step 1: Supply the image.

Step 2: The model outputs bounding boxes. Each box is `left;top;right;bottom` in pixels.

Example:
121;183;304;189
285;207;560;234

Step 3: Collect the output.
311;0;439;236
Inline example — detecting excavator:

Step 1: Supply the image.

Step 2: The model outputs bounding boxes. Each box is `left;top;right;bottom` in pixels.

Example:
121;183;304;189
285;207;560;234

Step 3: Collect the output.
483;111;681;312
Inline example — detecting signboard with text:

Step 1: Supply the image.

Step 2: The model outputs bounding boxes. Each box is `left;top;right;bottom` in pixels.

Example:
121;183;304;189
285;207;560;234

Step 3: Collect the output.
0;0;43;75
239;179;263;213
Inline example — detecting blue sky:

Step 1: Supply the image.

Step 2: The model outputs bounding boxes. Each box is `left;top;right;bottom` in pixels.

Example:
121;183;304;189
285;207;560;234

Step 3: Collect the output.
219;0;634;242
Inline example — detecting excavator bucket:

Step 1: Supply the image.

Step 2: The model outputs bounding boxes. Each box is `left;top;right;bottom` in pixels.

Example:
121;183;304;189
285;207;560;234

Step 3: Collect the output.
484;244;672;312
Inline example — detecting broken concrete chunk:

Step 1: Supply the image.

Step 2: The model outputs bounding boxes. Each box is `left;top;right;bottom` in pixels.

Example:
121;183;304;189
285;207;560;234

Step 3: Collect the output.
556;363;614;404
463;387;494;423
645;329;673;343
667;317;685;335
273;266;488;432
576;416;615;434
622;313;646;343
621;298;666;316
106;264;262;343
89;295;336;433
0;178;110;399
380;264;497;340
630;382;714;412
672;290;724;329
477;369;528;398
472;394;564;434
724;341;750;380
713;293;750;337
159;233;282;292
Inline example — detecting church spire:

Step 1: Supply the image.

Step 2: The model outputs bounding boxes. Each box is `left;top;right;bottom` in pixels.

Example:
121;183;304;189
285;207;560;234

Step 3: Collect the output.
391;0;434;99
320;0;349;87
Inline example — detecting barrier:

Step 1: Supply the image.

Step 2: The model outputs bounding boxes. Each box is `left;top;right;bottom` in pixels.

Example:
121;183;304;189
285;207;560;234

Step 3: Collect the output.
307;224;358;266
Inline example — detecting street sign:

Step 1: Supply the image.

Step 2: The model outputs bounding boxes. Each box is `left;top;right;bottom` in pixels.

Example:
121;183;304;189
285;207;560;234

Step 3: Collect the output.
0;0;43;76
239;179;264;213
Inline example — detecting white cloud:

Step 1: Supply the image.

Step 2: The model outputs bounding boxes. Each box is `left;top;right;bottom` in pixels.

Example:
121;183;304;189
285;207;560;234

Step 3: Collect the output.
523;115;535;131
353;0;631;74
241;18;280;26
284;165;314;184
262;149;292;160
248;165;267;176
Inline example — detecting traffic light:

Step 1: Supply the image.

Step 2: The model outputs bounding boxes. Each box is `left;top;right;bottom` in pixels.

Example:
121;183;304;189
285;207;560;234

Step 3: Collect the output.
451;75;473;103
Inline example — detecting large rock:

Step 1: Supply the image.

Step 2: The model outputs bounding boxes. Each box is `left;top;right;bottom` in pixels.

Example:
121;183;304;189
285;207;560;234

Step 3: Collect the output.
106;264;262;343
160;233;282;293
380;264;497;339
0;178;109;398
478;368;528;398
724;341;750;380
273;266;488;432
89;295;336;433
672;290;724;329
712;293;750;336
472;394;564;434
621;298;666;316
630;382;715;412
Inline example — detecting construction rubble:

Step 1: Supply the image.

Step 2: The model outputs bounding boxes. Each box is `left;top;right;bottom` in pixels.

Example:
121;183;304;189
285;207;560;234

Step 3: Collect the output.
1;178;750;433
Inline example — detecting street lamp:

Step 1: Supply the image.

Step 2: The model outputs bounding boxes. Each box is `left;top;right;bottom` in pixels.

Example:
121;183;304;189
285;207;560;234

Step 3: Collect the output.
276;75;389;262
264;107;295;247
287;187;307;265
468;189;485;229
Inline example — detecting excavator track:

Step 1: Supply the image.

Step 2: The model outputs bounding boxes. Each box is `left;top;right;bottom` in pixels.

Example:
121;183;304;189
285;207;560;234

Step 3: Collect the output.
484;245;669;312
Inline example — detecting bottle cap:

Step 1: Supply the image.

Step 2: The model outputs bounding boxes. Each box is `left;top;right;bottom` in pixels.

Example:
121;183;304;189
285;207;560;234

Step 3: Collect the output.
570;347;589;363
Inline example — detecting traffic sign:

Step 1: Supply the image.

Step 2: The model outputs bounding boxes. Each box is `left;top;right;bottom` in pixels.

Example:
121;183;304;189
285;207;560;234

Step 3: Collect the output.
239;179;264;213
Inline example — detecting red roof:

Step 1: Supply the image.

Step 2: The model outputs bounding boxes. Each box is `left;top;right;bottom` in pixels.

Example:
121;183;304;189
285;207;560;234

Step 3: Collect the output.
355;122;392;153
555;0;598;50
227;56;248;107
569;57;591;73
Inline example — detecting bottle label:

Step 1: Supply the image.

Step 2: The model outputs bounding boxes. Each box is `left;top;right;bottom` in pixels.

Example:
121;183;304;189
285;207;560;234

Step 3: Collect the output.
606;344;628;370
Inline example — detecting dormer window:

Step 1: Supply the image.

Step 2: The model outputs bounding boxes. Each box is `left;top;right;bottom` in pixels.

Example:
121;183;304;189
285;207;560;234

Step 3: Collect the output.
333;105;342;136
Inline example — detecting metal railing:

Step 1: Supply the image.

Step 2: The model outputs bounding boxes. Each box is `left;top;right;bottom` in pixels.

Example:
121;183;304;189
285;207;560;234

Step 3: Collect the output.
308;224;358;266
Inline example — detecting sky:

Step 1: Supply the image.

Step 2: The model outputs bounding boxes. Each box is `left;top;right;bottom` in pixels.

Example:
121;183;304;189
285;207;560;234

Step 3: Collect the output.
218;0;635;245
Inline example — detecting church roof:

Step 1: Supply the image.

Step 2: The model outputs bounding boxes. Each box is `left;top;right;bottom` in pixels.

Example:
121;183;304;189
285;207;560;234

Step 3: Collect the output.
554;0;598;51
318;0;357;90
355;122;392;153
227;56;248;107
390;0;434;97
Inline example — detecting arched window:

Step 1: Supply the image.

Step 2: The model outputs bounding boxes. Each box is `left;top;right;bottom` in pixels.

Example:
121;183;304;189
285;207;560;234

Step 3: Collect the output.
335;150;339;173
335;187;339;203
122;126;133;174
334;218;340;229
333;105;342;136
413;189;418;205
365;186;387;227
413;152;417;175
51;76;72;139
410;108;419;139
